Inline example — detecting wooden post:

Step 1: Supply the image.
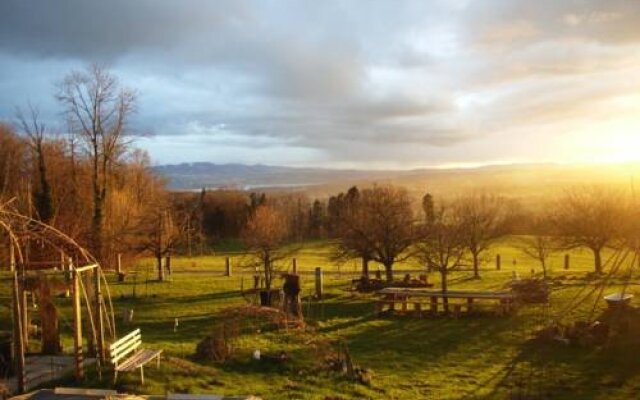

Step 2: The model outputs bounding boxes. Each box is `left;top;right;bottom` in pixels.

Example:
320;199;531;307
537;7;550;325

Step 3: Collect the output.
315;267;323;299
95;268;104;365
9;240;15;272
71;261;84;380
157;256;165;282
12;271;26;393
22;290;29;347
564;254;570;270
165;255;172;276
430;296;438;314
292;258;297;274
225;257;232;277
496;254;501;270
116;253;122;275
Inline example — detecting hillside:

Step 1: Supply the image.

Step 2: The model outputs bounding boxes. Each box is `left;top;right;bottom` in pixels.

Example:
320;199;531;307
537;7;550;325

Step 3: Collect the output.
154;161;640;202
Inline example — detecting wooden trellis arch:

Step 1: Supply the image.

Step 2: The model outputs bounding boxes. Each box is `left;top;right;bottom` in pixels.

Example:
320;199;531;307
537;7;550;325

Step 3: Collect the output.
0;201;116;393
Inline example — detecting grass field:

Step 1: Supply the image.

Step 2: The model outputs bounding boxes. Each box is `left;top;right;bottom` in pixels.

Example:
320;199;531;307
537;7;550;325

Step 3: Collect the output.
3;238;640;399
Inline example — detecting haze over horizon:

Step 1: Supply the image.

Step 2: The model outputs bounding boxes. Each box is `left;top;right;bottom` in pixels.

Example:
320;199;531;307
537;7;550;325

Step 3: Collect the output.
1;0;640;169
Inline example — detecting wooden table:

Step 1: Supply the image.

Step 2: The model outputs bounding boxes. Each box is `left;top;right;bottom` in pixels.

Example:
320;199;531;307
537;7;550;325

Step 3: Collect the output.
375;288;516;316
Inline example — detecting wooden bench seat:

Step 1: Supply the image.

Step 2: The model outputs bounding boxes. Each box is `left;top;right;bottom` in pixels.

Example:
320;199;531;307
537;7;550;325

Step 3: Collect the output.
109;328;162;384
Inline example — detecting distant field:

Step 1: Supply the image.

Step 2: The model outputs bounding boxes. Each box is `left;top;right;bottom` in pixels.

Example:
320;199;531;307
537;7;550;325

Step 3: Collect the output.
2;238;640;399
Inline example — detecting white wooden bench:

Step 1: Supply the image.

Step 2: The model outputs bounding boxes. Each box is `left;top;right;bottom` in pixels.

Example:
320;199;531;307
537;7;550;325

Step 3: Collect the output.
109;328;162;384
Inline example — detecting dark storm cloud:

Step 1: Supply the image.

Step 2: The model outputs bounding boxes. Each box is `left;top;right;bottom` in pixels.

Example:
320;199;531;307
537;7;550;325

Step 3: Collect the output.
0;0;639;167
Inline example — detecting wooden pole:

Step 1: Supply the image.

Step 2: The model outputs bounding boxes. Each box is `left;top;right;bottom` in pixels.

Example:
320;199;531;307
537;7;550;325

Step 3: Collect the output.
12;271;26;393
564;254;570;270
315;267;323;299
496;254;501;270
157;255;165;282
225;257;232;277
95;268;104;365
292;258;297;274
22;290;29;347
71;260;84;380
165;255;172;276
116;253;122;275
9;240;15;272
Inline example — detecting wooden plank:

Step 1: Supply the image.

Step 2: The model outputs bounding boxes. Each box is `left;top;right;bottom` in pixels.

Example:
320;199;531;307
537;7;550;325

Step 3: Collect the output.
110;336;141;358
110;333;141;356
111;340;141;365
117;349;162;371
54;387;118;396
376;288;514;300
75;263;98;273
167;393;224;400
110;328;142;350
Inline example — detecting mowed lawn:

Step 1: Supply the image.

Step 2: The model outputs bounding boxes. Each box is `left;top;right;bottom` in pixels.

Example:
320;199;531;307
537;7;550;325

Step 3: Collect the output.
4;238;640;399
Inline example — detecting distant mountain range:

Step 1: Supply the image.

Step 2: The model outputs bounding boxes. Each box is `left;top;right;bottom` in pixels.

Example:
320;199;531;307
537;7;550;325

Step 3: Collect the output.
153;162;403;191
153;161;640;203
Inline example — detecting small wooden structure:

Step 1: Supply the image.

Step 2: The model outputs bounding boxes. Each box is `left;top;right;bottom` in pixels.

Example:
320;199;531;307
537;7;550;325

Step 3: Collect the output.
1;203;116;394
109;329;162;384
375;288;516;317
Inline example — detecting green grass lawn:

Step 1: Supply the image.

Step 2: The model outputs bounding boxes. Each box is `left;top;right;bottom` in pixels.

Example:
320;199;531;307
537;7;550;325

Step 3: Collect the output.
4;238;640;399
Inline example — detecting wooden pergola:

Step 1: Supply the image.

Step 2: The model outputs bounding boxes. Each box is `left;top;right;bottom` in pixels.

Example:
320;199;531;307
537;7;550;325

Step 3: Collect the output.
0;204;116;393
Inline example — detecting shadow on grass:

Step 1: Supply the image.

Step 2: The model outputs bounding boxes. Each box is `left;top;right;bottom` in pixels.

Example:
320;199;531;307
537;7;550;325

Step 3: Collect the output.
470;307;640;400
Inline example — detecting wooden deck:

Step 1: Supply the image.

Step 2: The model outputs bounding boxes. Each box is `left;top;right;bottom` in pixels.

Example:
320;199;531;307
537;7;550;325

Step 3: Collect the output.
0;356;96;396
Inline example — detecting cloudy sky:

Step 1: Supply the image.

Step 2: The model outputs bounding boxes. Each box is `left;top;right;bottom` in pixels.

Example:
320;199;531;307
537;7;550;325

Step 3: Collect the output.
1;0;640;169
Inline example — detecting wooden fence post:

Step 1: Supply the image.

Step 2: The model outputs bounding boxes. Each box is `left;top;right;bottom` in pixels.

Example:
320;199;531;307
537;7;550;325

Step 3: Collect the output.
315;267;323;299
564;254;570;270
12;271;26;393
165;255;172;276
71;259;84;381
496;254;501;270
9;240;15;272
116;253;122;275
225;257;232;277
292;258;297;274
95;268;104;365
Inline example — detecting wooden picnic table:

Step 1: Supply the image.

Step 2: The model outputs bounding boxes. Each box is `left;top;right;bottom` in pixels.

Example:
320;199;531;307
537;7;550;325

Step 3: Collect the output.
375;288;516;316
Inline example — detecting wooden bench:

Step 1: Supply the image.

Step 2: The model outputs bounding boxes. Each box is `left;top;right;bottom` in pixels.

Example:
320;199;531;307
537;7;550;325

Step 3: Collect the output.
109;328;162;384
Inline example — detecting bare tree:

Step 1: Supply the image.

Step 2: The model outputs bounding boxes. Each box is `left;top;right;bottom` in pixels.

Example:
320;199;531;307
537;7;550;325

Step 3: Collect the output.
415;203;466;313
517;214;557;279
454;193;510;278
16;103;53;222
57;64;136;261
0;123;26;203
335;185;416;282
241;205;289;294
330;187;374;278
551;187;626;274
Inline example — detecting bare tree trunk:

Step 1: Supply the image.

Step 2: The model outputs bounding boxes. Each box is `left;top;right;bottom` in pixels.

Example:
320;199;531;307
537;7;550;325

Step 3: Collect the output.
362;257;369;279
384;262;394;282
472;252;480;278
440;269;449;313
593;247;602;274
156;253;164;281
91;154;103;262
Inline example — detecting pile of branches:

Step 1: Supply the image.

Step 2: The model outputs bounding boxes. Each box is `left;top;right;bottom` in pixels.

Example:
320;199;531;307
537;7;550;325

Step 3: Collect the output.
510;278;549;303
195;305;300;363
535;320;609;347
324;343;373;386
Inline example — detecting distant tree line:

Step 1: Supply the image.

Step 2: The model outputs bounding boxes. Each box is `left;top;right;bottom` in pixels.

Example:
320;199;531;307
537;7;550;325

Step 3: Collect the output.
199;184;638;291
